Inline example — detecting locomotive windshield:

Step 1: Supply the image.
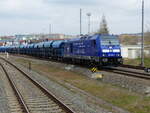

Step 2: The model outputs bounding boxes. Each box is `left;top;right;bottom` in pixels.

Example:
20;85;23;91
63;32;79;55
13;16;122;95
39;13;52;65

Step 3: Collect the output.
100;36;119;45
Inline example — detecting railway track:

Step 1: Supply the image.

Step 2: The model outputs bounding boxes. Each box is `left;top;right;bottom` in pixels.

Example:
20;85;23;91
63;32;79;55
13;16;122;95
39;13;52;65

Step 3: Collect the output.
3;54;150;81
120;64;145;70
0;57;75;113
103;66;150;80
0;64;25;113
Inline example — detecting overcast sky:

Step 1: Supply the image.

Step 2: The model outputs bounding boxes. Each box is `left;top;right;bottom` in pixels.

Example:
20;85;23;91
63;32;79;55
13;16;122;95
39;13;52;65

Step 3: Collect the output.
0;0;150;36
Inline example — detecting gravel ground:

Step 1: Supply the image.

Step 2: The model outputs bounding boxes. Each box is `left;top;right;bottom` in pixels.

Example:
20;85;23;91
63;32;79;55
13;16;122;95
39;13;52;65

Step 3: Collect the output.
43;59;150;95
67;65;150;96
14;55;150;95
99;70;150;95
60;64;150;96
114;66;150;75
13;61;111;113
1;54;150;113
7;55;131;113
2;60;68;113
68;63;150;95
0;66;13;113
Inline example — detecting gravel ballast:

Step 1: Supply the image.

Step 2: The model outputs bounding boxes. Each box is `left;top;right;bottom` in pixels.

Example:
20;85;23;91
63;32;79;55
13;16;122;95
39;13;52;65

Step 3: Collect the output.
0;66;12;113
8;58;114;113
5;55;150;113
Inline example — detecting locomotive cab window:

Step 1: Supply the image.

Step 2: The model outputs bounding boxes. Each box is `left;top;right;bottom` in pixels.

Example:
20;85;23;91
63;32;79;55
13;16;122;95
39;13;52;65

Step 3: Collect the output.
92;40;96;47
101;36;119;46
70;43;73;53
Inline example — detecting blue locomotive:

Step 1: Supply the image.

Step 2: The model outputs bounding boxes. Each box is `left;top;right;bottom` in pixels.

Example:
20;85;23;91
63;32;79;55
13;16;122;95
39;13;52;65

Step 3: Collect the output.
0;34;123;66
64;34;122;66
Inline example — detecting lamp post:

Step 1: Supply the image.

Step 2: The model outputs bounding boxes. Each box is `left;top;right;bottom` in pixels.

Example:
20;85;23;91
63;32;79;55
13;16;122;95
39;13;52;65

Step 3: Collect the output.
87;13;91;34
80;9;82;35
141;0;144;67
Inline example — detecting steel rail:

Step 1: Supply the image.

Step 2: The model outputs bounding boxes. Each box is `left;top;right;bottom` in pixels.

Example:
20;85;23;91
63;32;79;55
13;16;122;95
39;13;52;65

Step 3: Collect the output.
120;64;145;70
103;67;150;80
5;54;150;81
0;63;30;113
0;57;75;113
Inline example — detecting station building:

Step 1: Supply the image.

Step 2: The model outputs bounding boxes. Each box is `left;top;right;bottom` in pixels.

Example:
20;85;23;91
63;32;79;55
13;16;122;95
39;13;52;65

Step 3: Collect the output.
121;45;150;59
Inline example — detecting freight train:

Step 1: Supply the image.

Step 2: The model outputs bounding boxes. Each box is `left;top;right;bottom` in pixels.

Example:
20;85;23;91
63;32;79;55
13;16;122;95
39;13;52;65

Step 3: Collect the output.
0;34;123;66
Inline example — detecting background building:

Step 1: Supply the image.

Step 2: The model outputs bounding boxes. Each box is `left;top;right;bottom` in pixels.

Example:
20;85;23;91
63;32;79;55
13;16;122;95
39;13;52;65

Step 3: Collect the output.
121;45;150;59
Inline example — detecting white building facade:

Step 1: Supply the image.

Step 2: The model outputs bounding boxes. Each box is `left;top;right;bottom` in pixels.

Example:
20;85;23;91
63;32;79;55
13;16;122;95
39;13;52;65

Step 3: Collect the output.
121;45;150;59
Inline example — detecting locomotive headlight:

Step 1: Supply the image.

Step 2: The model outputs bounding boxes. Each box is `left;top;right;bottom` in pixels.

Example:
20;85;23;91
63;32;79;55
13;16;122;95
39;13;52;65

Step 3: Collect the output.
117;58;122;62
116;54;120;56
102;49;109;53
113;49;120;52
102;58;108;62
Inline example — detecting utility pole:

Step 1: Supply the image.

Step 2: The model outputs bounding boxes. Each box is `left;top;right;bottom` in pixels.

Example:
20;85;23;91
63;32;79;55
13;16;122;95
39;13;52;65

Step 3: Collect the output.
80;9;82;35
141;0;144;67
87;13;91;34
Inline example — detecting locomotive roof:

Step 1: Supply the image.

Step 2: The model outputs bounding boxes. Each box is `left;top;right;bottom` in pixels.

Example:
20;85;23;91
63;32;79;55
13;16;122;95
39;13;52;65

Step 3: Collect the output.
67;34;118;42
68;34;99;42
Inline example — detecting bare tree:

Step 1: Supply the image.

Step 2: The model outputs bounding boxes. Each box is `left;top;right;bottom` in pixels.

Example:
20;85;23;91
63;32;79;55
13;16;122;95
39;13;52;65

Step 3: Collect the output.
97;15;109;34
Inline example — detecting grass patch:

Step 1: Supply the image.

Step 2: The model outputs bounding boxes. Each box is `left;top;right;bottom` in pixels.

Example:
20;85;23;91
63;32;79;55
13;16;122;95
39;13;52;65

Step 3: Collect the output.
124;57;150;67
14;57;150;113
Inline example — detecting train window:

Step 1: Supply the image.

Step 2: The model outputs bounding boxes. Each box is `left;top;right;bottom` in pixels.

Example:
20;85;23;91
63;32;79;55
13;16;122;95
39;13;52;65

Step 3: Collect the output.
101;36;119;45
92;40;96;47
70;43;73;53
